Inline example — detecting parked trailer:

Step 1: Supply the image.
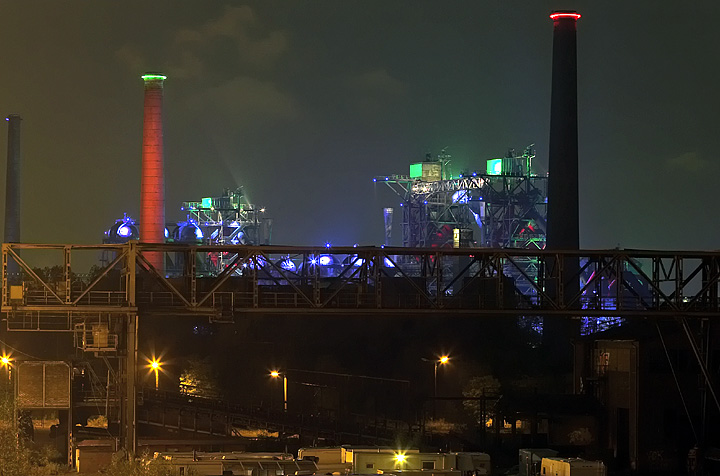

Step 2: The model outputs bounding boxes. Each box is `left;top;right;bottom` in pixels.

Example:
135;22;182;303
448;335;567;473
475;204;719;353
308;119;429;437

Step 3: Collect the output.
453;452;492;476
298;447;490;476
518;449;558;476
154;452;318;476
298;446;421;475
539;457;606;476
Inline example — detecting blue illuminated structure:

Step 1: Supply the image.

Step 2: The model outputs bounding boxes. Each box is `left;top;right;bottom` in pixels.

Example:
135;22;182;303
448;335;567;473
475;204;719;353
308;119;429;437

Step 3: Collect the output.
117;224;133;237
278;258;297;272
173;221;203;243
342;255;365;267
104;214;140;244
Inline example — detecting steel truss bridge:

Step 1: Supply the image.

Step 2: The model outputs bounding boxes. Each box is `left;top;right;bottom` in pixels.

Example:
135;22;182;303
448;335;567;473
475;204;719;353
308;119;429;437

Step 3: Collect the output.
3;242;720;453
3;242;720;320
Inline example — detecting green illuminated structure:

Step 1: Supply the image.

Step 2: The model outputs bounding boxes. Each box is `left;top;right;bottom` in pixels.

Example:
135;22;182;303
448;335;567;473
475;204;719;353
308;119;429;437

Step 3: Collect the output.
179;187;271;248
375;145;547;312
486;158;503;175
141;74;167;81
376;145;546;249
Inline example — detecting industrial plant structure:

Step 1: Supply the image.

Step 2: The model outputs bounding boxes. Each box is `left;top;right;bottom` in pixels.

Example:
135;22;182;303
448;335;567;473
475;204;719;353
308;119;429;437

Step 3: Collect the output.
375;145;546;251
104;187;272;274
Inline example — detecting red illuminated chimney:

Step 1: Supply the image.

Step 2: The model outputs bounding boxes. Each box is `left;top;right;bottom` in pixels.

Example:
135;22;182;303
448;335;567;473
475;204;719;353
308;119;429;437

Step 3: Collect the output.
140;73;166;271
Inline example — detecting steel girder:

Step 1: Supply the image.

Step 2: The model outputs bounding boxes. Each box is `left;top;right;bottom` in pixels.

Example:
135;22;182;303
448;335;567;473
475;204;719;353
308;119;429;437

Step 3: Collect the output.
2;243;720;320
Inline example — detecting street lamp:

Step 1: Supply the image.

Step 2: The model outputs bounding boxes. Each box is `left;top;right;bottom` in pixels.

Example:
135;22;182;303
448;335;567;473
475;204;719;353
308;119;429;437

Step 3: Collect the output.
0;354;11;381
434;355;449;402
394;452;408;468
423;355;450;418
270;370;287;412
149;359;162;391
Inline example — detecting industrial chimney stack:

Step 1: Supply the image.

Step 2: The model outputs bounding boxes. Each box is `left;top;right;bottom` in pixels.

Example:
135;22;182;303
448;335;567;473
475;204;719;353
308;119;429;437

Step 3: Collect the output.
140;73;166;271
4;114;22;284
547;10;580;252
4;114;21;245
544;11;581;372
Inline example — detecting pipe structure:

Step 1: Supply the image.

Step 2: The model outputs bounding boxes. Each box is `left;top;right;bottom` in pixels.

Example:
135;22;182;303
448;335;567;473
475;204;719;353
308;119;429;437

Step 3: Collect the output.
383;207;393;247
4;115;22;284
140;74;166;272
544;11;582;373
4;114;21;244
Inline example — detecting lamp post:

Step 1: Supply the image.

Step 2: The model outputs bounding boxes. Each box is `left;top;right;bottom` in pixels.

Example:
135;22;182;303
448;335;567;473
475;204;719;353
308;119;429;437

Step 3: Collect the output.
423;355;450;419
149;359;161;391
270;370;287;412
1;354;12;381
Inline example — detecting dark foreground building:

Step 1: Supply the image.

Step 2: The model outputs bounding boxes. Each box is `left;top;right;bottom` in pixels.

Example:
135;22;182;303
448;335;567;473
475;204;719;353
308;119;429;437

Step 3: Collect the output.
574;321;720;474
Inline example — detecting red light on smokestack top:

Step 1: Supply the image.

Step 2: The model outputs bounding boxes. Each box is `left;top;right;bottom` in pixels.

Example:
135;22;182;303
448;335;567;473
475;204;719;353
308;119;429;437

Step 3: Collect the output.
549;11;581;20
140;73;166;271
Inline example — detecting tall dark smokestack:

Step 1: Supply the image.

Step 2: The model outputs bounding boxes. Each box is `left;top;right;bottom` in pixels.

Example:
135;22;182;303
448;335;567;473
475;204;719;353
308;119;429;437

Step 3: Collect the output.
547;10;580;252
545;11;581;374
4;114;21;244
140;73;166;271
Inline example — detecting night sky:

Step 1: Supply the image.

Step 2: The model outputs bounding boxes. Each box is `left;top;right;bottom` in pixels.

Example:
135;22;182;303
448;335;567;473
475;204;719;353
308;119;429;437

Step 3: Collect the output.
0;1;718;252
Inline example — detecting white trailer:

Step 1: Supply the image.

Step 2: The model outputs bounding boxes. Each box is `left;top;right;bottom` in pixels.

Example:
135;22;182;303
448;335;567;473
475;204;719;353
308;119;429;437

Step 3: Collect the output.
155;452;318;476
452;452;492;476
298;447;490;476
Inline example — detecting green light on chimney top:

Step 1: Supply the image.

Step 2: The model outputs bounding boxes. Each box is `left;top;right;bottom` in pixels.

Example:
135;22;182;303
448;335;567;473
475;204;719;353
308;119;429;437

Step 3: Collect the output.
142;74;167;81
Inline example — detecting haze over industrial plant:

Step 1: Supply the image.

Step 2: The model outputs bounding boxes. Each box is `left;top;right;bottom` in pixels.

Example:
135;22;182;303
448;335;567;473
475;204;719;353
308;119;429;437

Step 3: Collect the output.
0;1;717;250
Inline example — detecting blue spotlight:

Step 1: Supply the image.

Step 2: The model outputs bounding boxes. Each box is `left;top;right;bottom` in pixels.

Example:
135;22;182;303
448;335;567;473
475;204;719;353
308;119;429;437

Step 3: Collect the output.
279;258;296;272
117;224;132;237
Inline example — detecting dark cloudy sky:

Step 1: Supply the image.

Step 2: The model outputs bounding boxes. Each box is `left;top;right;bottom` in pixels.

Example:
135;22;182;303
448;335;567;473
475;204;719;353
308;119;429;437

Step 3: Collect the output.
0;1;718;251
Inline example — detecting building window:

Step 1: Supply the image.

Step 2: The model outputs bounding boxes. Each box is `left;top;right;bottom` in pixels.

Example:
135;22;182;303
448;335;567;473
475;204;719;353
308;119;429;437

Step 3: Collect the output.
366;463;374;469
422;461;435;470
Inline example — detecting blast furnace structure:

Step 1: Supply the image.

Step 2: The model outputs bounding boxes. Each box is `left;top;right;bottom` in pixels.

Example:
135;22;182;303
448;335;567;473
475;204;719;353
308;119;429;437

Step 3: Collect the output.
375;146;547;250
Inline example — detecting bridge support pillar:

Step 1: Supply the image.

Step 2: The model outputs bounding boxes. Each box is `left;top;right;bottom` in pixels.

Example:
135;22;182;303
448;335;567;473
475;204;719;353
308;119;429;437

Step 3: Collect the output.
124;313;137;455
